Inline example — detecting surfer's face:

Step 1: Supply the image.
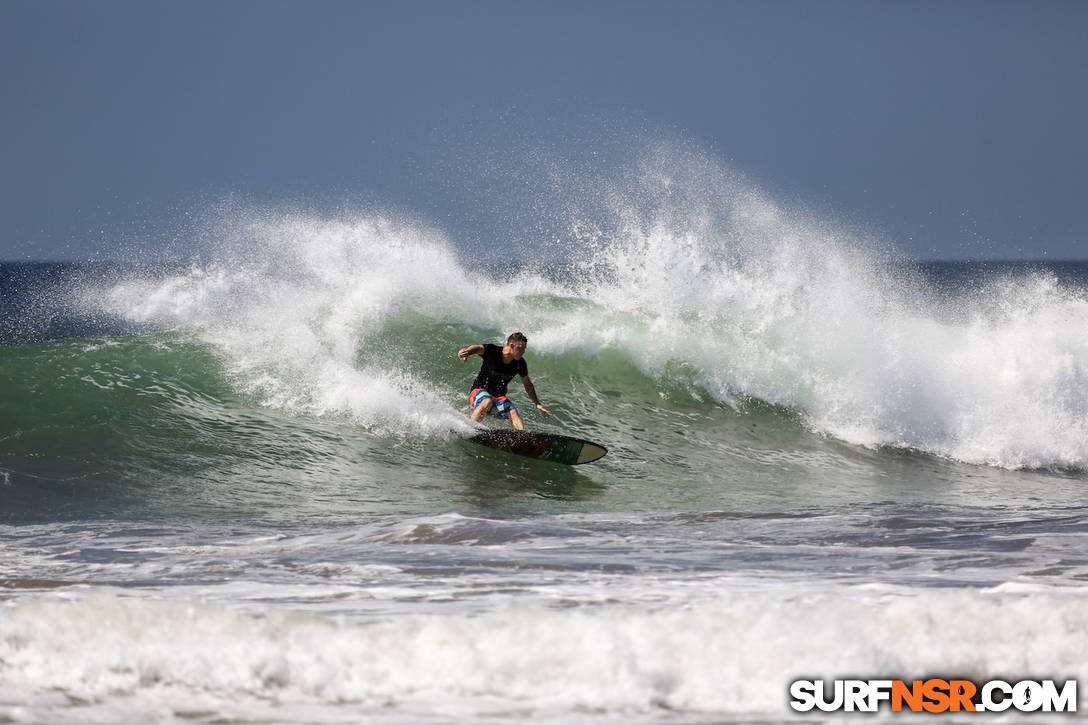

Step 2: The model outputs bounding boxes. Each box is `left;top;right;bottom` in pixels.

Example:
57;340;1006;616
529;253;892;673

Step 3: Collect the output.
506;342;526;359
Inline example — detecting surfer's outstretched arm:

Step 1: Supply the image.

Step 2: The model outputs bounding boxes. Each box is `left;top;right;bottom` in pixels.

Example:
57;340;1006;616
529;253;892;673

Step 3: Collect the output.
458;344;484;361
521;375;551;418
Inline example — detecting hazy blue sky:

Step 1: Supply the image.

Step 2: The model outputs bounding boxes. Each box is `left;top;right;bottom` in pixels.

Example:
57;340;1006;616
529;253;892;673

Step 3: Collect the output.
2;0;1085;261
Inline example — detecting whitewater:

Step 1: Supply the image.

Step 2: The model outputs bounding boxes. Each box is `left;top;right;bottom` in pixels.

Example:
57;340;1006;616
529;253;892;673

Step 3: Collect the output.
97;157;1088;470
3;149;1088;723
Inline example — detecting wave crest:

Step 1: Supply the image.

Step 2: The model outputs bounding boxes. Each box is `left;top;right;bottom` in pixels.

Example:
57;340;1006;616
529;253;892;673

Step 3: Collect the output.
96;150;1088;468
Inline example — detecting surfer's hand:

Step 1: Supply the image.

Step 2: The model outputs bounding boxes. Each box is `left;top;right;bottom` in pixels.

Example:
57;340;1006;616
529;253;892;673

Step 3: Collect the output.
458;348;470;361
537;404;551;418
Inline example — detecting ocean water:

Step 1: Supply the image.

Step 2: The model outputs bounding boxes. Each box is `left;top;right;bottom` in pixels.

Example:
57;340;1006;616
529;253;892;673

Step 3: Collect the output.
4;163;1088;723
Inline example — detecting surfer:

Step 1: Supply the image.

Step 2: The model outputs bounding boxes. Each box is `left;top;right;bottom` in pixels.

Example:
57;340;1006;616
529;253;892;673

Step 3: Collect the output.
457;332;551;431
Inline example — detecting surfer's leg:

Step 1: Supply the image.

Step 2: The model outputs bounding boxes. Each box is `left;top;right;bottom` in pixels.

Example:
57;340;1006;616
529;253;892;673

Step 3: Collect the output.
470;398;493;422
472;387;498;420
469;388;494;422
490;396;521;429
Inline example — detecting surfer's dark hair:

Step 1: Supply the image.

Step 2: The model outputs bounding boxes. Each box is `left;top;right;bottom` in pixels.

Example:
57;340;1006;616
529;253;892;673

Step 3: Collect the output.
507;332;528;345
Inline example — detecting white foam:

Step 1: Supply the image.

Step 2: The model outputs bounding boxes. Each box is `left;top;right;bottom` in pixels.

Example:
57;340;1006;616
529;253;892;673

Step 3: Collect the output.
538;148;1088;470
103;211;501;437
2;587;1086;721
97;148;1088;467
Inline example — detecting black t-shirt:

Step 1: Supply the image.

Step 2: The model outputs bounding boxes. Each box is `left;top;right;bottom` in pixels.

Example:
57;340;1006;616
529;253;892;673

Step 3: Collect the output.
471;343;528;397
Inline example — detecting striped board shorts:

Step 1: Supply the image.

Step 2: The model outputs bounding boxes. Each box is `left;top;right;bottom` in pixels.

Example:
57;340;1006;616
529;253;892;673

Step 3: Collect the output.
470;388;516;419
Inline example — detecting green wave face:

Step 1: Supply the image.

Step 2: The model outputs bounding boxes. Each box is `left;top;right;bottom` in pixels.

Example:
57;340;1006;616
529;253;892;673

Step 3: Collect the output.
5;192;1088;521
4;298;1081;525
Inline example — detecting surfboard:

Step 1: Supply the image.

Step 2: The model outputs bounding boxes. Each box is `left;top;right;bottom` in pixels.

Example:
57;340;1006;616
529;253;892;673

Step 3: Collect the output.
469;429;607;465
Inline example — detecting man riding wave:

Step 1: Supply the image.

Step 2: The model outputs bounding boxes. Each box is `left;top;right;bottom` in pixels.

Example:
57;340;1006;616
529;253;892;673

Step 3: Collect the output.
457;332;551;431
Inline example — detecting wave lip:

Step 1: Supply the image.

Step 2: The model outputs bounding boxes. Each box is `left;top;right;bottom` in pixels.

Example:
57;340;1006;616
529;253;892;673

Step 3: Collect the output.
553;152;1088;472
56;148;1088;471
98;211;488;438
